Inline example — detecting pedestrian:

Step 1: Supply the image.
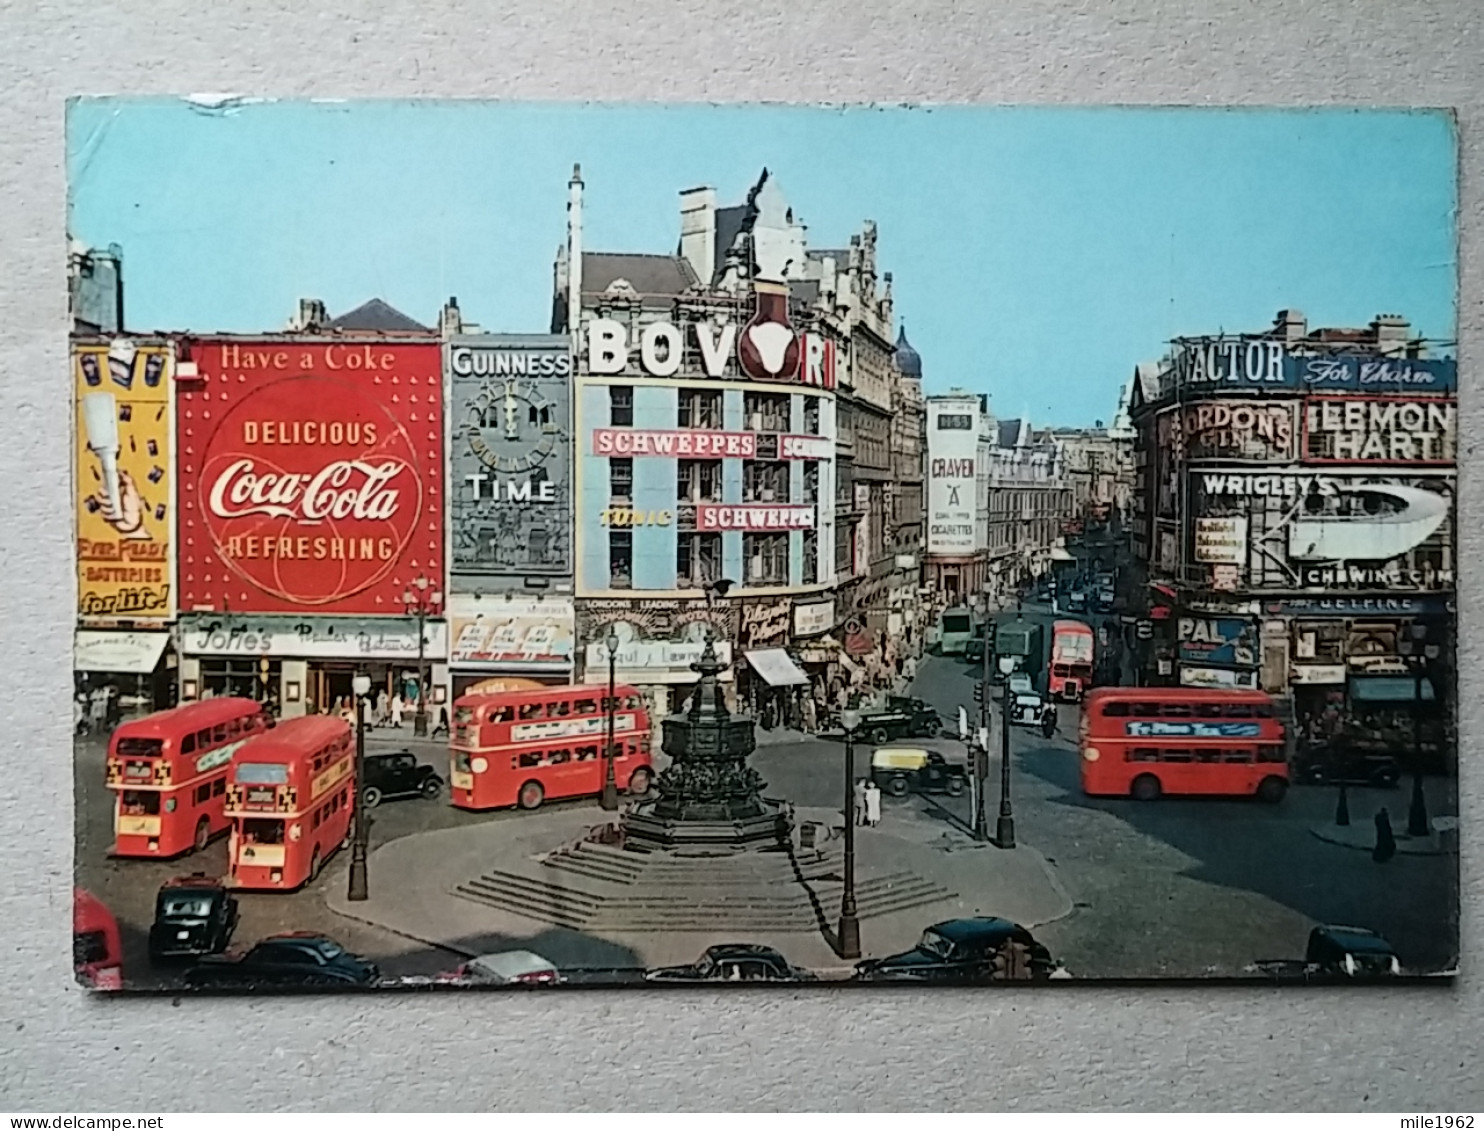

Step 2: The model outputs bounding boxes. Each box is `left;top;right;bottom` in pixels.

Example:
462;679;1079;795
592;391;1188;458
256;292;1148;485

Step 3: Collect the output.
390;693;404;728
361;693;374;730
864;780;882;828
376;688;389;726
1373;808;1397;863
853;778;868;827
74;691;86;736
104;685;122;730
801;695;818;735
433;704;450;738
89;686;107;734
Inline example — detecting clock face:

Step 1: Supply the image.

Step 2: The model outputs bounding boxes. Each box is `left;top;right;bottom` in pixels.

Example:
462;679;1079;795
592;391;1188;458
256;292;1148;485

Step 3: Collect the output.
465;377;558;474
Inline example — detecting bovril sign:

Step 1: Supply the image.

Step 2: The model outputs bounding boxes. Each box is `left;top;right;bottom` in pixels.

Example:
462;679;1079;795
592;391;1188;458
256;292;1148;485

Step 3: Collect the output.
583;318;836;387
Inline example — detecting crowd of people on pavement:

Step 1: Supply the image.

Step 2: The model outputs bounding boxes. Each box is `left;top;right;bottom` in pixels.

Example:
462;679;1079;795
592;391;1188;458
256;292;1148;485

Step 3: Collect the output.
74;684;122;736
322;689;450;737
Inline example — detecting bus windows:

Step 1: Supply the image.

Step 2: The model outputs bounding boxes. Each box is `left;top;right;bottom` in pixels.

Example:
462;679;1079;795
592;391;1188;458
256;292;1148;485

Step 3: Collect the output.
194;782;211;805
120;790;160;816
213;778;226;797
181;732;197;755
241;818;284;845
576;745;599;761
518;751;541;768
1102;702;1130;717
116;737;163;757
574;698;598;715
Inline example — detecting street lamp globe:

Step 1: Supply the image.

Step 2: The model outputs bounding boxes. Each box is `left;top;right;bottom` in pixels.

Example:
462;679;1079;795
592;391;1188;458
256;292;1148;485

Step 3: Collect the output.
998;655;1018;675
352;674;372;697
607;632;620;656
840;708;860;733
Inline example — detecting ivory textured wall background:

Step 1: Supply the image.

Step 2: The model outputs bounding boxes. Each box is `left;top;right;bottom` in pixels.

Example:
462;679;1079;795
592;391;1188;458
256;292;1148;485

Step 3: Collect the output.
1;0;1479;1111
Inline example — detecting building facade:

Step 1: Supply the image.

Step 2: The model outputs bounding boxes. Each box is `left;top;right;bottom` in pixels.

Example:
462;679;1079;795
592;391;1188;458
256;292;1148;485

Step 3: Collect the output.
1127;309;1456;739
443;326;577;699
923;391;991;604
557;167;849;717
72;334;180;710
174;313;449;719
982;418;1075;603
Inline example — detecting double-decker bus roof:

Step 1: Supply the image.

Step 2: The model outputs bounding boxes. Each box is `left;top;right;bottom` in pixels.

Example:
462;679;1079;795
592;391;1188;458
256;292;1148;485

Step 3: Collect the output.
230;714;349;762
454;683;643;707
112;697;262;738
1085;686;1272;705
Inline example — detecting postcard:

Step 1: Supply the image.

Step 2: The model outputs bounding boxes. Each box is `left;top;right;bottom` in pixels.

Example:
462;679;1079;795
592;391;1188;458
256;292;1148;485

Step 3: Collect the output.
68;100;1458;990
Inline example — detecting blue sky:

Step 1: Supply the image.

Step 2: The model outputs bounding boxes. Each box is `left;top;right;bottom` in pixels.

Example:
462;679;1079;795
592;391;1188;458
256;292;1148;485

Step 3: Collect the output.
66;100;1456;426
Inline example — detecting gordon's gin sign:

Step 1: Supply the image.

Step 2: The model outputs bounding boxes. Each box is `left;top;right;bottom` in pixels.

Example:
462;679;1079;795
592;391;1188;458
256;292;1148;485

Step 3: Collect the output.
179;342;444;613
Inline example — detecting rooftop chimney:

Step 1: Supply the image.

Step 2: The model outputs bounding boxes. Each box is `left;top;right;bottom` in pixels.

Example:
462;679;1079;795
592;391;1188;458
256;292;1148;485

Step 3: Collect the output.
679;185;717;286
1371;313;1411;357
1274;308;1307;343
440;296;462;336
292;298;328;332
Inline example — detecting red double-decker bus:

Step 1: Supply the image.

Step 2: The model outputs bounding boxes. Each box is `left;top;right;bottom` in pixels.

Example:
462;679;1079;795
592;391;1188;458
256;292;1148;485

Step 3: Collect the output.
225;715;354;891
450;684;654;811
1049;620;1095;701
106;698;270;858
73;888;123;991
1079;687;1288;803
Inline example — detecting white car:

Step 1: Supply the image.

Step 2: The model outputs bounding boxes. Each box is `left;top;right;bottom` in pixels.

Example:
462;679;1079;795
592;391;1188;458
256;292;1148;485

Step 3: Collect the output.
443;950;561;987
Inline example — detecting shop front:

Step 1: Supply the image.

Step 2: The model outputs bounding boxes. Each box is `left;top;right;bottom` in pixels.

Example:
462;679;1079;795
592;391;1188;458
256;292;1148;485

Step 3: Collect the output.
575;598;735;719
735;597;805;729
74;629;176;712
177;614;448;720
447;593;575;699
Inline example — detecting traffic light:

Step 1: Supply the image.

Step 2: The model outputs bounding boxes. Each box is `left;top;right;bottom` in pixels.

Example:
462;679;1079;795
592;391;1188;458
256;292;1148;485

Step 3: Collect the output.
973;681;984;705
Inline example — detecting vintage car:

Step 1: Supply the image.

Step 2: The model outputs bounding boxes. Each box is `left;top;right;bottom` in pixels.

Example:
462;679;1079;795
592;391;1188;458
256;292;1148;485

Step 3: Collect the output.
148;874;239;965
1295;740;1401;788
849;697;942;745
362;749;444;807
184;932;380;990
1253;925;1402;981
870;747;968;798
441;950;563;987
965;626;994;663
646;944;816;984
1009;690;1057;734
856;917;1057;984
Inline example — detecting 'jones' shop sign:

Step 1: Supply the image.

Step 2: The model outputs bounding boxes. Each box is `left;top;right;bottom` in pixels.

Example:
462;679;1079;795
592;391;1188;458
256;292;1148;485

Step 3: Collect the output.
181;616;449;659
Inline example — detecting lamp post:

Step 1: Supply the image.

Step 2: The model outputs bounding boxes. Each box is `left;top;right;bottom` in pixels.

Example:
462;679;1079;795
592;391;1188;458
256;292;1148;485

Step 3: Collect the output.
601;630;621;811
401;575;442;738
996;653;1018;849
975;629;991;842
838;706;862;960
347;671;372;902
1400;623;1432;838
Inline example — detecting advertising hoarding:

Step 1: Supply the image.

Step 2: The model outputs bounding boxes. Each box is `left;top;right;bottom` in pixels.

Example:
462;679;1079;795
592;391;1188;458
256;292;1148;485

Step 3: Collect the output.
449;337;572;578
74;339;174;620
178;340;444;614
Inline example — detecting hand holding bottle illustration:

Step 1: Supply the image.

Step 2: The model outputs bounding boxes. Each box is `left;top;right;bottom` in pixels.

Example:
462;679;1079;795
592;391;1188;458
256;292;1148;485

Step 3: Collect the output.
94;467;152;540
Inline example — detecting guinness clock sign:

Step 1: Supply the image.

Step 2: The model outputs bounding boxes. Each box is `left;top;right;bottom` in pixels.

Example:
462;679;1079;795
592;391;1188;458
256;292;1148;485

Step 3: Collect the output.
447;336;572;579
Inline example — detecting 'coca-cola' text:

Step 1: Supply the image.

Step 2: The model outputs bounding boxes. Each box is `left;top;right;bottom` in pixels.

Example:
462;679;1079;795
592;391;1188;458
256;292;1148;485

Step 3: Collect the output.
207;458;407;522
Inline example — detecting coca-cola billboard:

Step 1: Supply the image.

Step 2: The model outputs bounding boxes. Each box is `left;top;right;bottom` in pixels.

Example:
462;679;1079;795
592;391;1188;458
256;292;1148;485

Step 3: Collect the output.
178;341;444;614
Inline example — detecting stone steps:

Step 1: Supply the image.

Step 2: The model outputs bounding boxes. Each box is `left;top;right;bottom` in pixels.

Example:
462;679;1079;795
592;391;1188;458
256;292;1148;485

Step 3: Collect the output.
451;864;955;933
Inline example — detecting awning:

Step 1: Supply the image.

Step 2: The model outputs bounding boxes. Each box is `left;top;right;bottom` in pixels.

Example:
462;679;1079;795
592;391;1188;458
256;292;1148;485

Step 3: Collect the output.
1050;546;1076;562
75;631;170;675
744;649;809;687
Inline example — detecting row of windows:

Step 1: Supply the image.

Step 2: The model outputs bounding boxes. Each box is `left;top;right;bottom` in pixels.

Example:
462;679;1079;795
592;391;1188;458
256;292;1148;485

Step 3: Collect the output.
309;739;352;775
609;530;812;588
608;388;822;434
460;694;643;725
192;778;228;805
177;712;268;756
1099;700;1275;718
610;459;818;505
1123;746;1287;764
308;786;352;832
512;739;645;769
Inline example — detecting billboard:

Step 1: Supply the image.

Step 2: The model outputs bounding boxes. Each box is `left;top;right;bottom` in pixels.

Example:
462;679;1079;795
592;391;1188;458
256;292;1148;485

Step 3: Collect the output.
1182;401;1296;462
446;594;575;673
448;337;572;579
74;339;174;619
926;403;977;555
1169;340;1457;397
1302;397;1456;464
178;340;444;614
